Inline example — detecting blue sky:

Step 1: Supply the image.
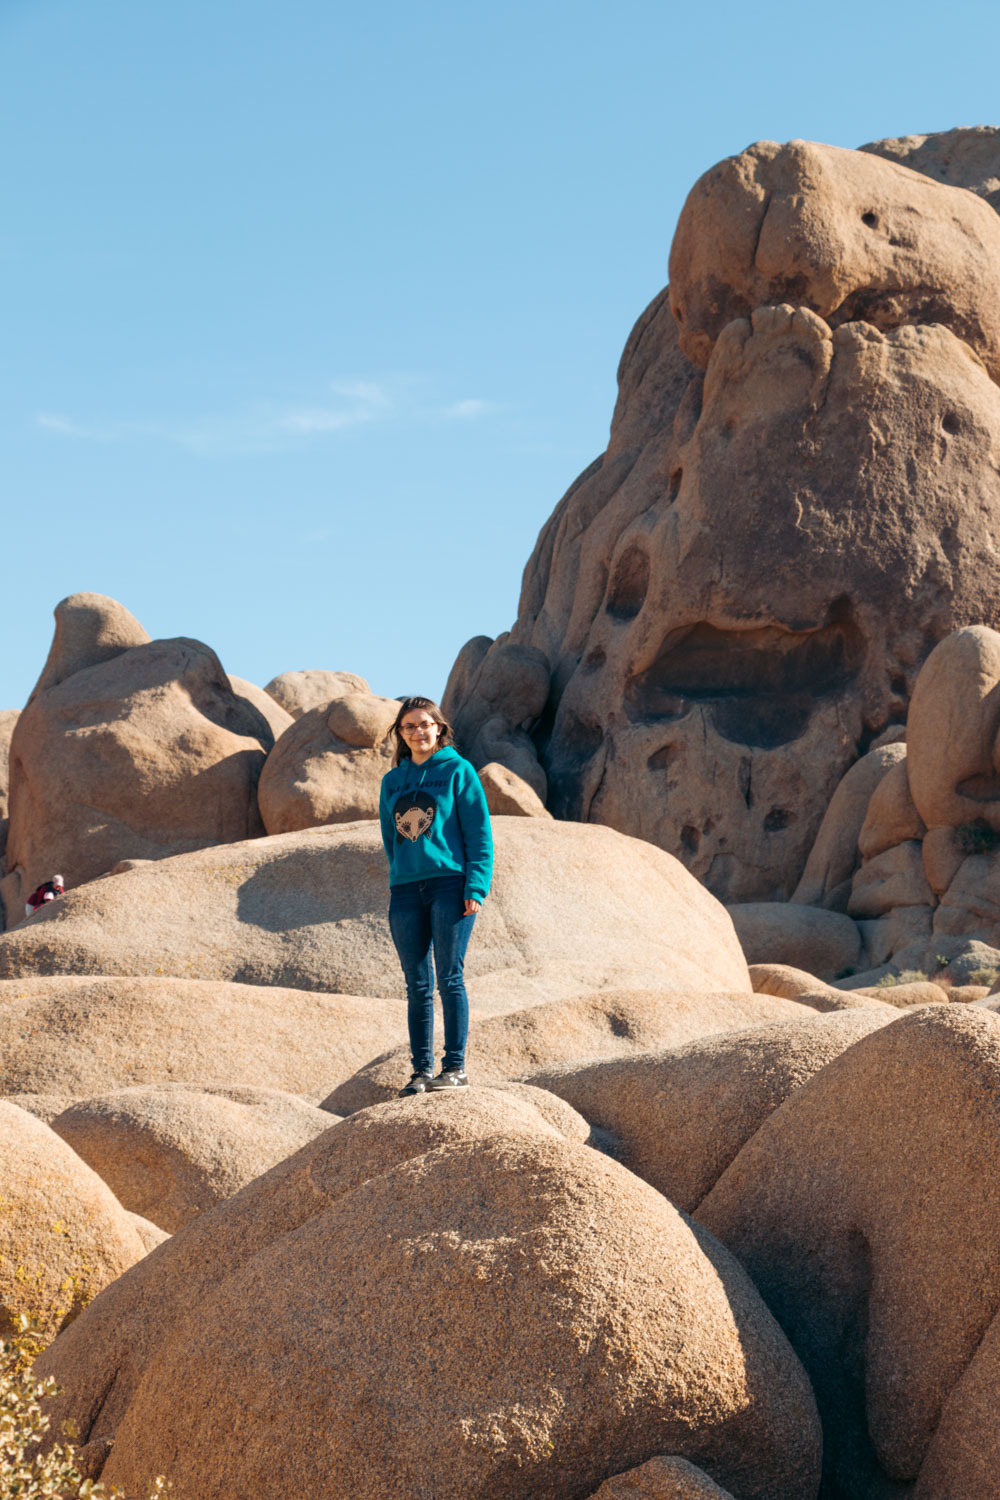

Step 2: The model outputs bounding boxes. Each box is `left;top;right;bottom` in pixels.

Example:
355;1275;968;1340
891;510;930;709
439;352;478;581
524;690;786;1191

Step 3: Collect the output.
3;0;998;711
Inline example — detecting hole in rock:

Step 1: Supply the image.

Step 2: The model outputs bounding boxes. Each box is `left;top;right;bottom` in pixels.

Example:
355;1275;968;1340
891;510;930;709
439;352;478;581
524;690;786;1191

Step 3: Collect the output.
583;647;606;671
763;807;794;832
647;745;677;771
861;211;879;228
626;597;864;749
956;773;1000;803
605;545;650;621
681;824;700;853
557;711;605;766
942;412;962;435
667;468;683;503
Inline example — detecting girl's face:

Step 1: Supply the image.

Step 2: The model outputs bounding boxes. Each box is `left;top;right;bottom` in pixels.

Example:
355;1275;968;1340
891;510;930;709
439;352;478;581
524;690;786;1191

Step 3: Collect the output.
400;710;441;760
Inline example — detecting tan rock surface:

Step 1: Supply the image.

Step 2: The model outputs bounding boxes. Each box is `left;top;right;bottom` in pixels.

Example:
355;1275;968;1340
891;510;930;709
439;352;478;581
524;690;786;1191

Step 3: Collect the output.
728;902;861;979
851;979;948;1008
478;760;551;817
531;1009;892;1211
791;742;907;907
907;626;1000;831
748;963;836;999
0;819;752;1006
1;594;276;928
0;975;408;1098
50;1085;337;1232
37;1092;574;1444
126;1212;170;1253
445;638;551;801
257;691;398;834
668;139;1000;377
0;709;18;821
227;675;295;743
89;1128;820;1500
264;668;369;719
934;848;1000;945
862;126;1000;213
922;825;965;896
585;1456;737;1498
324;987;810;1113
0;1101;147;1340
849;840;934;918
37;1091;577;1448
697;1006;1000;1495
857;757;925;860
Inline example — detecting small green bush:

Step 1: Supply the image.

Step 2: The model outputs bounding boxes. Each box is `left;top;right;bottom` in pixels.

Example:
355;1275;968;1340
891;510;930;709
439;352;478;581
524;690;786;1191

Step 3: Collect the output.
956;822;1000;856
966;967;1000;988
875;969;930;988
1;1318;166;1499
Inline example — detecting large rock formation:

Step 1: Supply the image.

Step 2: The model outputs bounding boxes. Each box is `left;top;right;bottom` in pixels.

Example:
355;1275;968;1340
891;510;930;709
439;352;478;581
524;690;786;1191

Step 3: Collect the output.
39;1096;821;1500
0;819;752;1006
445;134;1000;904
0;594;276;929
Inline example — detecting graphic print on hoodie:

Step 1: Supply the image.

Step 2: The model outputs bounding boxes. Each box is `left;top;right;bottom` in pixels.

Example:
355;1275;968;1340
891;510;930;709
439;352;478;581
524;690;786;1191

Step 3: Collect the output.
394;789;436;843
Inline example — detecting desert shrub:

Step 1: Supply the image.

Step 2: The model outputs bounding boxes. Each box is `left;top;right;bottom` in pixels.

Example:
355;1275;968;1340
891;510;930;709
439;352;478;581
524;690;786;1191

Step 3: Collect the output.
967;967;1000;988
876;969;930;988
0;1318;166;1499
957;822;1000;856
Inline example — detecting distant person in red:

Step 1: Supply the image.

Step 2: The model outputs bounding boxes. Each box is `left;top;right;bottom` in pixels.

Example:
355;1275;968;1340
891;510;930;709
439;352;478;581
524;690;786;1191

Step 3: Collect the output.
25;874;64;918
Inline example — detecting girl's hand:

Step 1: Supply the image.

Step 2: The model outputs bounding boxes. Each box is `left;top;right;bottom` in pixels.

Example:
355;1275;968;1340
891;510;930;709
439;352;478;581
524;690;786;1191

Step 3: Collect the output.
464;898;481;915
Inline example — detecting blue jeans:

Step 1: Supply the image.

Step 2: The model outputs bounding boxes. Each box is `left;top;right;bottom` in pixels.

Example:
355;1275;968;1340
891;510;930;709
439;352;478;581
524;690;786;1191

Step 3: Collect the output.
388;874;476;1074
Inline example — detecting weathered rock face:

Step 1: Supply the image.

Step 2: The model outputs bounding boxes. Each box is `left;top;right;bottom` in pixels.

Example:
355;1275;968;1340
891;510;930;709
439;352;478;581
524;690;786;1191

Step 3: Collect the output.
668;139;1000;377
0;594;276;929
0;819;752;1006
445;137;1000;905
42;1101;821;1500
697;1005;1000;1497
257;691;399;834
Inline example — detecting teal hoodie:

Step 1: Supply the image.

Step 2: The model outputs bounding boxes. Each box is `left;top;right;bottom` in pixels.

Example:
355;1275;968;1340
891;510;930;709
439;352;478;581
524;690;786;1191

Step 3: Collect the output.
379;745;493;902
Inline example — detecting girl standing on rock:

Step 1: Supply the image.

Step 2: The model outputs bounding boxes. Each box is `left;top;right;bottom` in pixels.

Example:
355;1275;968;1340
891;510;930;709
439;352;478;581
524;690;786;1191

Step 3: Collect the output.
379;695;493;1096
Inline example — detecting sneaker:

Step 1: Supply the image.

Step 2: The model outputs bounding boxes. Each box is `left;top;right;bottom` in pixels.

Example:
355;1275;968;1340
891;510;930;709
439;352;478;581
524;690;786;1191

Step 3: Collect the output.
398;1072;433;1097
428;1067;469;1091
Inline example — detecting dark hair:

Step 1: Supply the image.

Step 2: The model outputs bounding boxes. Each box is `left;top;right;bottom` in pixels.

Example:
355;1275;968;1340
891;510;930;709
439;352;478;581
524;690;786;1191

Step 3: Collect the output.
391;696;455;766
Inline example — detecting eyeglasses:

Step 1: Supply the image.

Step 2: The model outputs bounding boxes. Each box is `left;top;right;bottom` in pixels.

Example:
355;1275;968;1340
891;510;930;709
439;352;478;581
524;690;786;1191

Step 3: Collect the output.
400;720;438;735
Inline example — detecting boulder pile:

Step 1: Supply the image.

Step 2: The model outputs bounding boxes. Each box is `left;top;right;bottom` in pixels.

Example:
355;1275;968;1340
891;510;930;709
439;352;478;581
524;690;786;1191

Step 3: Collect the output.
5;126;1000;1500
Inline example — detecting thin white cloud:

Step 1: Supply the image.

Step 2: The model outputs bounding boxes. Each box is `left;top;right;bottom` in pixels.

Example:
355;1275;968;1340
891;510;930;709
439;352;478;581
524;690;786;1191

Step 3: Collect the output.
35;377;495;455
36;412;120;441
443;398;495;420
